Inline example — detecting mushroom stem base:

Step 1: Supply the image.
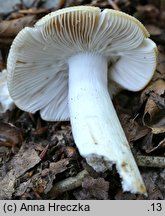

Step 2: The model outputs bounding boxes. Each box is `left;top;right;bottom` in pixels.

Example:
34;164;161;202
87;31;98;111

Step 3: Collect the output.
68;53;146;194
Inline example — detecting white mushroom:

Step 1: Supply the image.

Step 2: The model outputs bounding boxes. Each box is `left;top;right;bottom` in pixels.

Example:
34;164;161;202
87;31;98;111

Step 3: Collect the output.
0;69;14;113
7;6;157;194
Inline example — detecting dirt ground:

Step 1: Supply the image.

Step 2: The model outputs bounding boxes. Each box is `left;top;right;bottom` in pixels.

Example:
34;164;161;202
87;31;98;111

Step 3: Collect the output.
0;0;165;200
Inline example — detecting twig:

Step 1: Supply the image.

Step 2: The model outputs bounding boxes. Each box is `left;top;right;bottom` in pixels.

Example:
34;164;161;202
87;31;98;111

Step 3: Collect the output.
136;155;165;168
47;170;89;198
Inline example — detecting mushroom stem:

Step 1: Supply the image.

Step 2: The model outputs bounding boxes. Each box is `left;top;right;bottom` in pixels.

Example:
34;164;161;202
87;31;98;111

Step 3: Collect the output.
68;53;146;194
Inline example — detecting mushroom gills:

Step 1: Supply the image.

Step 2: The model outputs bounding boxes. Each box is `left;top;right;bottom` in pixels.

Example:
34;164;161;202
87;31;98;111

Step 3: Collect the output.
0;70;14;113
68;53;146;194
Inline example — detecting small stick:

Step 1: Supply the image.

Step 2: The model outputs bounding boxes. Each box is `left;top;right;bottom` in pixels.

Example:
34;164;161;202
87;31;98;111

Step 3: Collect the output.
47;170;89;197
136;155;165;168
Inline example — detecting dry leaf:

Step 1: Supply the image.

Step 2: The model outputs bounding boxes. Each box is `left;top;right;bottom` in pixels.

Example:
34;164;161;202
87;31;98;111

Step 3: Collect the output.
42;158;70;194
136;4;159;22
0;15;36;38
143;98;160;123
0;142;41;199
151;127;165;134
7;142;41;175
49;159;69;175
14;179;32;197
142;171;164;199
118;113;150;142
74;176;109;200
118;113;139;142
64;146;77;158
141;79;165;126
33;126;48;136
0;122;23;148
140;133;154;153
133;127;151;141
19;8;50;15
152;46;165;80
145;24;162;36
0;170;16;199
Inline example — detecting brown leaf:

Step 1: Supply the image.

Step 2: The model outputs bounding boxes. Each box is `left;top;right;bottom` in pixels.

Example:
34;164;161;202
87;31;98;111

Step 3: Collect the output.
118;113;150;142
41;159;69;178
142;171;163;199
150;92;165;109
7;142;41;175
141;79;165;104
0;122;23;148
64;146;77;158
33;127;48;136
74;176;109;200
0;171;15;199
140;132;154;153
6;12;25;20
19;8;50;15
152;46;165;80
0;142;41;199
143;98;160;123
145;24;162;36
14;179;32;197
151;126;165;134
136;4;160;23
118;113;139;142
41;159;70;194
133;127;151;142
49;158;69;175
0;15;36;38
141;79;165;127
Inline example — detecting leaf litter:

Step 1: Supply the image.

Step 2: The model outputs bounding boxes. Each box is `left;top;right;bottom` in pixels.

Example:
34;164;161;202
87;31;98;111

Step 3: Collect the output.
0;0;165;200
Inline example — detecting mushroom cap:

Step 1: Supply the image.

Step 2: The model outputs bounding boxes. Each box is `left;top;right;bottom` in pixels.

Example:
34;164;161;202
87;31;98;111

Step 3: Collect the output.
7;6;157;121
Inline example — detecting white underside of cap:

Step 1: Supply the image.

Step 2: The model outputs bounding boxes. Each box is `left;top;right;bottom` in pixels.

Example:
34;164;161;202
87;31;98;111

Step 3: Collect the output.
110;38;157;91
0;70;14;113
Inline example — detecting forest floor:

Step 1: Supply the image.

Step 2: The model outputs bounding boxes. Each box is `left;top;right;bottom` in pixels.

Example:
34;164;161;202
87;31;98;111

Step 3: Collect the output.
0;0;165;200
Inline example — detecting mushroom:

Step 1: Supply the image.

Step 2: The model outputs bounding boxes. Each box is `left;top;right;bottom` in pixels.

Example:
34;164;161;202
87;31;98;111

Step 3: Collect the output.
7;6;157;194
0;69;14;113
